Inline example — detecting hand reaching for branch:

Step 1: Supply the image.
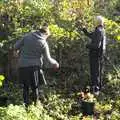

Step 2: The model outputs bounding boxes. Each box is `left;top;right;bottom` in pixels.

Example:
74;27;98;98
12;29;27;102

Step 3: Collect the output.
75;20;87;32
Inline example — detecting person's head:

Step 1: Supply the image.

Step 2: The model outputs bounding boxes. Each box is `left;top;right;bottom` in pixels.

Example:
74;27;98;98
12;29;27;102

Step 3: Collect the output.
94;15;104;26
39;23;50;38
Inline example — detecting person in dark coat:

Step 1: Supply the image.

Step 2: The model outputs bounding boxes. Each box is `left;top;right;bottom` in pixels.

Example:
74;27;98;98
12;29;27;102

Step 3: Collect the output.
82;16;106;95
14;24;59;107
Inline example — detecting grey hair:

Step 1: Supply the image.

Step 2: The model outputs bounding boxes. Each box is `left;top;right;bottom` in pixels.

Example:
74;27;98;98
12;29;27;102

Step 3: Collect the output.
96;16;104;25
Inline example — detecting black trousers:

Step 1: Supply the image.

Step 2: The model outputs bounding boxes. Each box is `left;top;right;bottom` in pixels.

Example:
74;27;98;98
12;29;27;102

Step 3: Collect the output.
89;52;103;89
18;66;46;106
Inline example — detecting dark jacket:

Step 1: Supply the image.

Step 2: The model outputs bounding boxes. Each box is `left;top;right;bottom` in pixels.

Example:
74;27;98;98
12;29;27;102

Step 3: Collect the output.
83;25;106;55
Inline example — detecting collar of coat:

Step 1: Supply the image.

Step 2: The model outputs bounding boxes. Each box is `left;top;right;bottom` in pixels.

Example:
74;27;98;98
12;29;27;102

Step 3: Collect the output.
96;25;104;29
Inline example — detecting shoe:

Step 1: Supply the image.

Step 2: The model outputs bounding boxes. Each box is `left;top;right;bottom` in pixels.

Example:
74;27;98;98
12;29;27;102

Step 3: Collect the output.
92;86;100;96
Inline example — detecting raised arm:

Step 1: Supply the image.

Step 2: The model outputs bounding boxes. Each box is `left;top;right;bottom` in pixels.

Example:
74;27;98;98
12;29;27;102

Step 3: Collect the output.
82;28;94;39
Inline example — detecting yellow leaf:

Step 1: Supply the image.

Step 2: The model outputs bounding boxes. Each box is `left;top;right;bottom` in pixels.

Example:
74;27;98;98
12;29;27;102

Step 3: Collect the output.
0;75;5;81
0;82;2;87
117;35;120;40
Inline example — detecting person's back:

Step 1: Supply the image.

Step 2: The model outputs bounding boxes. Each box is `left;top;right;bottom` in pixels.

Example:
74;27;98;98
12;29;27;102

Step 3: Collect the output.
18;32;46;68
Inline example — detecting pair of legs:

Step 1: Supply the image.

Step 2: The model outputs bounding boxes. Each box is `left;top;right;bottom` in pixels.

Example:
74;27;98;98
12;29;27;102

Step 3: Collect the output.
89;52;103;91
19;66;45;107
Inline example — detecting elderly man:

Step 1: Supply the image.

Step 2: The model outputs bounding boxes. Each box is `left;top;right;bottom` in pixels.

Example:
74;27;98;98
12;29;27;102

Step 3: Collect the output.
82;16;106;95
14;24;59;107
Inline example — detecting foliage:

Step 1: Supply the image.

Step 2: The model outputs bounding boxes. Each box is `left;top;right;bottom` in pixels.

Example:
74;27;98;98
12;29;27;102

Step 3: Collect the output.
0;0;119;120
0;77;120;120
104;18;120;41
0;75;5;87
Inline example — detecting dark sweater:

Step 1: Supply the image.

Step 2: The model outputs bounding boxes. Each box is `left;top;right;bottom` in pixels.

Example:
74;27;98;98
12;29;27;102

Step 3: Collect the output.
83;25;106;54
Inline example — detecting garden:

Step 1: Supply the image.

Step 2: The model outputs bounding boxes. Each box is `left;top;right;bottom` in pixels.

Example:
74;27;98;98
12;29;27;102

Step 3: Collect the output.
0;0;120;120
